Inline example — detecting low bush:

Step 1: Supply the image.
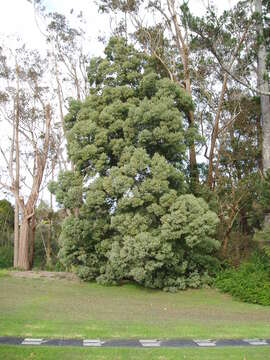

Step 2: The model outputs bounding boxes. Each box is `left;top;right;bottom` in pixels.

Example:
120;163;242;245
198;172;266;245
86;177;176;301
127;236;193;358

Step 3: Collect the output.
0;246;13;268
215;252;270;306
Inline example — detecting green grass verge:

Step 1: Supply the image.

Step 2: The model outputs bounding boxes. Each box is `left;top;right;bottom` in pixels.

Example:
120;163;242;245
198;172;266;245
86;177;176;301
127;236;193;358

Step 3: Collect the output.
1;346;270;360
0;269;10;278
1;275;270;339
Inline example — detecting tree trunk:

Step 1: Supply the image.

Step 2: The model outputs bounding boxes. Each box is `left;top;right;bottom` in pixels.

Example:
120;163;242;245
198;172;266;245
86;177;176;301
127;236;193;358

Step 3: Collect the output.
46;226;52;268
13;201;19;268
182;64;199;194
222;236;229;257
168;2;199;192
256;113;263;173
17;104;51;270
187;110;199;193
256;0;270;226
17;216;30;270
13;62;20;268
207;21;250;190
29;215;36;269
208;74;228;189
47;216;52;268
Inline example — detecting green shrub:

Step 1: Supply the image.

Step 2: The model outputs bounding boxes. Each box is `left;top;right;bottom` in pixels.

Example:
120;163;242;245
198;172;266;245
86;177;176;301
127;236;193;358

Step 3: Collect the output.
0;246;13;268
216;252;270;306
54;37;220;291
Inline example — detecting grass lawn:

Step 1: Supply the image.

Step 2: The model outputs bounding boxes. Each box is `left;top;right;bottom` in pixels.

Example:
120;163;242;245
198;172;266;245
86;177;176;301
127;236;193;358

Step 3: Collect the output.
0;272;270;339
1;346;270;360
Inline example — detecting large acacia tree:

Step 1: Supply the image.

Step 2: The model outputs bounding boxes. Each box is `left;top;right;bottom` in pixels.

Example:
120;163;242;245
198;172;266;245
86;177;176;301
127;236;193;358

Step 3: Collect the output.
51;38;219;290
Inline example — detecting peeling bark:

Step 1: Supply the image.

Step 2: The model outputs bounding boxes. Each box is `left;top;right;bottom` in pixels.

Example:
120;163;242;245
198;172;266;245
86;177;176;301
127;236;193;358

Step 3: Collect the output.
18;216;30;270
29;215;36;269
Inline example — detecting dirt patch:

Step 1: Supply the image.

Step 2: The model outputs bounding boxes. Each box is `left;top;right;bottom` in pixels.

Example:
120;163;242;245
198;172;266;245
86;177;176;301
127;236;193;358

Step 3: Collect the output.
9;270;79;282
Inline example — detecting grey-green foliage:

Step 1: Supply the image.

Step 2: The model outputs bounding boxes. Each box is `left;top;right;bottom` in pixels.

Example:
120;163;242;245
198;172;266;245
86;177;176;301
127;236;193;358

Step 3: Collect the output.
49;171;83;211
52;37;220;290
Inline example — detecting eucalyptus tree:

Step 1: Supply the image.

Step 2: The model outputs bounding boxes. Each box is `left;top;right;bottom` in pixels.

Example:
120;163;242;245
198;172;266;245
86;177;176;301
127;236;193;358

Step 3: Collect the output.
186;0;270;233
0;44;57;270
31;0;90;128
255;0;270;225
46;11;89;103
0;45;22;267
97;0;268;179
95;0;270;252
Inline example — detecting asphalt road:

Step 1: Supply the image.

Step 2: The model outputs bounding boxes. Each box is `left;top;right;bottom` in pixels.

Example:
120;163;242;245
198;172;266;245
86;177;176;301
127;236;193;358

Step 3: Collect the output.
0;337;270;348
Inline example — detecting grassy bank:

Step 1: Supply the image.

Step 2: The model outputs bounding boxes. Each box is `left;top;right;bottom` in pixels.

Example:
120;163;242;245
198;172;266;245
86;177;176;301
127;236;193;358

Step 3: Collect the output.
1;273;270;339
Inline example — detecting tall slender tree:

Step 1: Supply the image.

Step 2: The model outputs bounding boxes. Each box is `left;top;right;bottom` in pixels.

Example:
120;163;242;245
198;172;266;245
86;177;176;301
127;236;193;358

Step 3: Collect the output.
0;45;55;270
255;1;270;166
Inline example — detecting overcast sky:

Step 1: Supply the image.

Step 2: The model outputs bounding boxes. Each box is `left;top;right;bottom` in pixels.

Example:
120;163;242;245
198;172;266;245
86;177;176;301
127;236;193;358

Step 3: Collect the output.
0;0;109;55
0;0;239;54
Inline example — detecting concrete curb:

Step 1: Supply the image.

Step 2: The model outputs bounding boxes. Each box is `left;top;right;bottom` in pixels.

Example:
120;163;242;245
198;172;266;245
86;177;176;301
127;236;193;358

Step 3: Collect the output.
0;337;270;348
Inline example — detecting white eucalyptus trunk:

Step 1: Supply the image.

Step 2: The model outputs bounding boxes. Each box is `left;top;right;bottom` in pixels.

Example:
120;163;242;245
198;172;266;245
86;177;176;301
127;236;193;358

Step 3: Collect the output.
13;63;20;268
255;0;270;225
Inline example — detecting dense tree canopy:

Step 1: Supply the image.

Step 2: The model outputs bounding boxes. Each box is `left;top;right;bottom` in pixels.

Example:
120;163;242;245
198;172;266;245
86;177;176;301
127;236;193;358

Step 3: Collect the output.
51;37;220;290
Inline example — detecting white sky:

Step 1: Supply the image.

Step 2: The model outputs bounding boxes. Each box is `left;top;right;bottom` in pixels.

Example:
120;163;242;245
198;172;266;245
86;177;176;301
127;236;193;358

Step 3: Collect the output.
0;0;109;55
0;0;238;51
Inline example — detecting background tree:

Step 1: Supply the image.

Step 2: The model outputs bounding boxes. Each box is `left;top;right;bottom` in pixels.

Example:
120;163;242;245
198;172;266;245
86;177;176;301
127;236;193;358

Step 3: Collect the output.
34;200;62;269
255;0;270;225
0;199;14;247
95;0;270;256
187;0;270;248
0;199;14;268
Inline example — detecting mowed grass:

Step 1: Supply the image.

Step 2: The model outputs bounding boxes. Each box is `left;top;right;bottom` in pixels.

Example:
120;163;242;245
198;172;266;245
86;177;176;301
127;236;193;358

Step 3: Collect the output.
0;273;270;339
1;346;270;360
